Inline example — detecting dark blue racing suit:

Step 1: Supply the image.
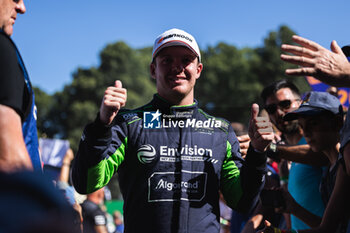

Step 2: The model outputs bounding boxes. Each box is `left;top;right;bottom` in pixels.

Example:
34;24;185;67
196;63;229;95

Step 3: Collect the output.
72;94;267;233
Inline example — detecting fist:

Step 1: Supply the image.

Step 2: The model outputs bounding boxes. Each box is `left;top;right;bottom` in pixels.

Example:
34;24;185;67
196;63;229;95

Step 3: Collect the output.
237;134;250;158
248;103;274;152
99;80;127;125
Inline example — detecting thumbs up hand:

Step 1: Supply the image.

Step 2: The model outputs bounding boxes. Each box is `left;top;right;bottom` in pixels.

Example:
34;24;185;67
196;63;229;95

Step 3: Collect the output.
99;80;127;125
248;103;274;152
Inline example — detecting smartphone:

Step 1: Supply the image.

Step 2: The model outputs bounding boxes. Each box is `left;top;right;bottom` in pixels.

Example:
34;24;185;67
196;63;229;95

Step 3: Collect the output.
260;189;285;208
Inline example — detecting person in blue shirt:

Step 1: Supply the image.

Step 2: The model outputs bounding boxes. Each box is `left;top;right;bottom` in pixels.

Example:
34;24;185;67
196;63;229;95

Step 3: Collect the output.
261;80;325;230
260;92;350;233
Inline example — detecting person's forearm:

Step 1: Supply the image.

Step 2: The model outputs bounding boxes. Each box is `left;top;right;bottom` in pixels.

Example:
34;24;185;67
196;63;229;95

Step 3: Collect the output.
72;119;113;194
276;144;329;166
236;146;267;213
72;114;126;194
0;105;33;172
59;149;74;183
290;201;322;228
59;163;71;183
296;168;350;233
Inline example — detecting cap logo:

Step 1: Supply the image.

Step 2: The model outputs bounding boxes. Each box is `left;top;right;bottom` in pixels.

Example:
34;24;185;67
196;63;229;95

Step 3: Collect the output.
161;33;193;44
157;37;165;44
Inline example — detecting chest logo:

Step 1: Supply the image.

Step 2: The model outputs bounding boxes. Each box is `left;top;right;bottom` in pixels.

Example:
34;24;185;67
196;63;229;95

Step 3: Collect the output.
137;144;156;164
144;110;161;129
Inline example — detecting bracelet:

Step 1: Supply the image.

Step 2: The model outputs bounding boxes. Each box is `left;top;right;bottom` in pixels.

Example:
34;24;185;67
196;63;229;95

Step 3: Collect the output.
62;163;70;166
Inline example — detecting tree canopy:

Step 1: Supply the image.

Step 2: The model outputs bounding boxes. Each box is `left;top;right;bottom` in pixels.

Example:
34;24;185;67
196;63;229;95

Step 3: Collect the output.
35;25;310;152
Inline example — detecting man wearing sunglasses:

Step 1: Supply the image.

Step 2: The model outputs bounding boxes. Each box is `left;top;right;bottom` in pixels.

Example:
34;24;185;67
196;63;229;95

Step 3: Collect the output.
260;80;325;230
261;84;301;139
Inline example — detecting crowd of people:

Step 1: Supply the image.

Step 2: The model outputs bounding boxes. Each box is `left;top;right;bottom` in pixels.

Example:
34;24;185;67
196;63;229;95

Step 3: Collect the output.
1;0;350;233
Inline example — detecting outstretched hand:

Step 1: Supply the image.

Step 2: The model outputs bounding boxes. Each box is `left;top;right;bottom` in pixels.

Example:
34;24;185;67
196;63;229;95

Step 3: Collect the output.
99;80;127;125
248;104;274;152
281;35;350;87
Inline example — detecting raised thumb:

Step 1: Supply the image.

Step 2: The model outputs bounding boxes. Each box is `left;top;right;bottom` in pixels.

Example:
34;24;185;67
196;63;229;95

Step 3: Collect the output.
251;103;259;120
115;80;122;88
330;40;343;54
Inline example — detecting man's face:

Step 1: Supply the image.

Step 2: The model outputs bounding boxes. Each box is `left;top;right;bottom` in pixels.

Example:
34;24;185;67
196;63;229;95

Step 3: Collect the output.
298;115;338;152
265;87;301;134
0;0;26;36
150;46;203;104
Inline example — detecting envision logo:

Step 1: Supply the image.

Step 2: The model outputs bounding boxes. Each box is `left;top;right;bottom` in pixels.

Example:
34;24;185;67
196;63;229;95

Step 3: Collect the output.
137;144;156;164
160;145;212;157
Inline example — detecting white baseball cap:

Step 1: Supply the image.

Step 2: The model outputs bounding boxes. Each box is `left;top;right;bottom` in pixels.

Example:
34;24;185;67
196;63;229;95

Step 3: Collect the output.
152;28;201;62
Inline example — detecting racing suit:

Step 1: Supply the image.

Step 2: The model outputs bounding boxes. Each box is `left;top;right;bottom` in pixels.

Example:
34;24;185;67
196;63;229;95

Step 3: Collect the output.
72;94;267;233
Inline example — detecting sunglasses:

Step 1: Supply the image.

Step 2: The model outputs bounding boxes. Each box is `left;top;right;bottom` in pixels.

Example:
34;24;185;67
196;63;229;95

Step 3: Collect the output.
265;99;299;114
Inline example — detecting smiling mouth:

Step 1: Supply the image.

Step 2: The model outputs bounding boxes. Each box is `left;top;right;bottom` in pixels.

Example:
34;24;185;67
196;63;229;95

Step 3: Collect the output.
170;76;187;81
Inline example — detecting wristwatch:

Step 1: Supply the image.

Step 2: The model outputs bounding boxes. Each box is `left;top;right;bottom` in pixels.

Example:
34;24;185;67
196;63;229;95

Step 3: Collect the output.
269;142;277;153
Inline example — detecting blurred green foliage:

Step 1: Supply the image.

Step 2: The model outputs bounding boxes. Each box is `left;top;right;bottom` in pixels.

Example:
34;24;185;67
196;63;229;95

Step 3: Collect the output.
35;25;310;151
35;25;311;199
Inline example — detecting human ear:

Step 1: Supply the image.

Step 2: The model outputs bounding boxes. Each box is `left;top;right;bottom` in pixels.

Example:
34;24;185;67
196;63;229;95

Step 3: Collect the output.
150;63;156;79
196;63;203;78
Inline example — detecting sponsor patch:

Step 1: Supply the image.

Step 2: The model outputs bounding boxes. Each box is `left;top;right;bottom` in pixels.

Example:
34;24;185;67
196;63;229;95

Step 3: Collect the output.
143;109;223;129
159;145;218;164
148;170;207;202
144;110;161;129
122;112;139;121
94;215;106;225
137;144;156;164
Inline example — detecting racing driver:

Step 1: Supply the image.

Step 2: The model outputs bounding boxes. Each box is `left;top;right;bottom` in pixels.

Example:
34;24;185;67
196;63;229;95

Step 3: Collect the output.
72;28;274;233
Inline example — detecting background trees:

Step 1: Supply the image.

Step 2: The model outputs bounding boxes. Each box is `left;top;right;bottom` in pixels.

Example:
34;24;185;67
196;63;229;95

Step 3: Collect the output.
35;25;311;198
36;25;309;157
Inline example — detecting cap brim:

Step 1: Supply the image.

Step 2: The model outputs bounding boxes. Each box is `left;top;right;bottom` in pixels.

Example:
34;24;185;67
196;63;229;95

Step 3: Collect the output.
283;106;327;121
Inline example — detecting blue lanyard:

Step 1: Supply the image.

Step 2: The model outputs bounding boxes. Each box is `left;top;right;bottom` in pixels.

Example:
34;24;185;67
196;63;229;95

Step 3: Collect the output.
0;29;32;93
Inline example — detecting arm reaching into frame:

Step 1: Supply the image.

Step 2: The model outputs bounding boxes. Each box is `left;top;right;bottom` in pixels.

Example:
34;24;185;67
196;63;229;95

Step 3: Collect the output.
281;35;350;87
